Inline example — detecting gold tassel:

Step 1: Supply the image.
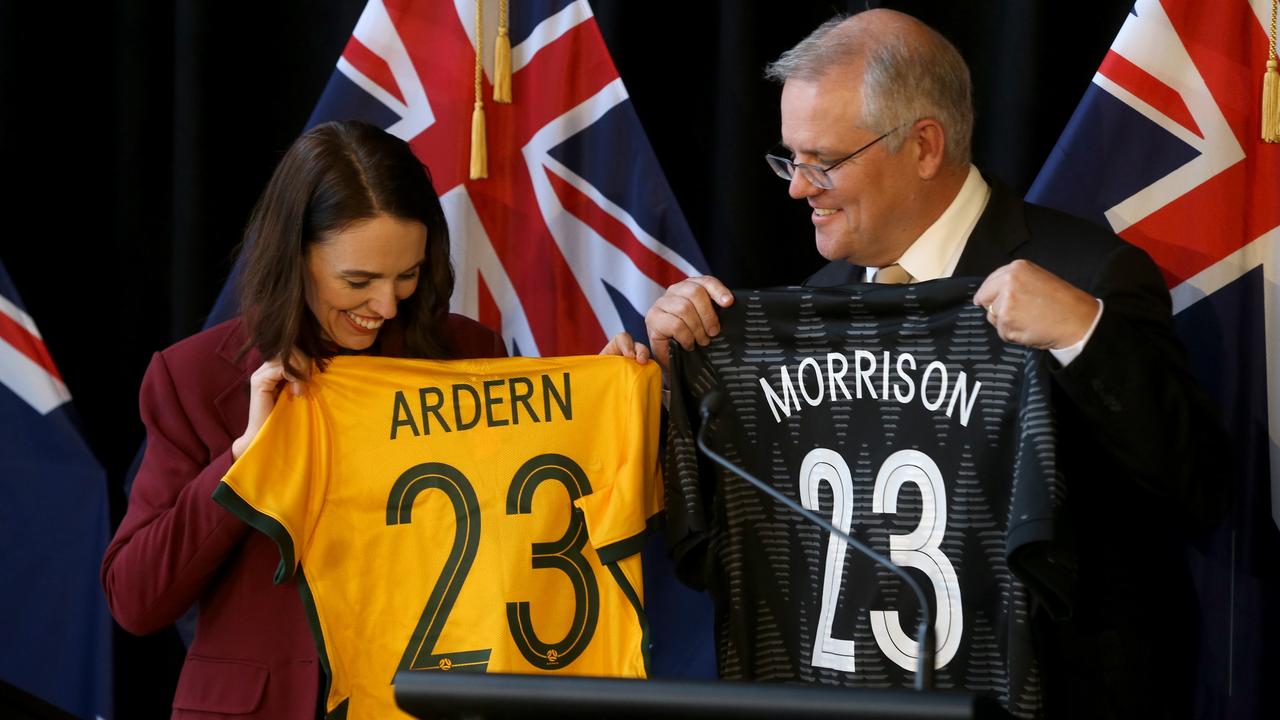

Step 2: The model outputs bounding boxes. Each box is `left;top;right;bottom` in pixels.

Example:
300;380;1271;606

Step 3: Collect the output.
494;0;512;103
1266;60;1279;142
1265;0;1279;142
470;0;488;178
470;101;488;178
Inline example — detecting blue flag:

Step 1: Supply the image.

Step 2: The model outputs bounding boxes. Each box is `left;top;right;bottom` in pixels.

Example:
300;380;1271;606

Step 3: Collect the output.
1027;1;1280;716
206;0;715;679
0;260;113;718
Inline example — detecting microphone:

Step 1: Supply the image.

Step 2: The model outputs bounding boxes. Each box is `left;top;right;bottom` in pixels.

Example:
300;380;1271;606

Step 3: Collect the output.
696;391;937;691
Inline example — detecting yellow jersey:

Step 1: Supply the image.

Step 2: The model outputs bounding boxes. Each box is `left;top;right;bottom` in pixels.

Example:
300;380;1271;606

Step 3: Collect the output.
215;355;663;719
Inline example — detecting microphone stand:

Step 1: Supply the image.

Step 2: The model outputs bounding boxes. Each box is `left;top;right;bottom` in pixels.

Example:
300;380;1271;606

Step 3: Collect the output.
695;391;936;691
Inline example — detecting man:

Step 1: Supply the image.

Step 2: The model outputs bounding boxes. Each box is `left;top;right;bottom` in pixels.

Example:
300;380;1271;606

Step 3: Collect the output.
641;10;1228;718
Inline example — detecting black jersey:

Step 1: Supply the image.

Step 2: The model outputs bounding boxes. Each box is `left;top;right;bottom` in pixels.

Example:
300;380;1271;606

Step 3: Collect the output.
664;279;1071;719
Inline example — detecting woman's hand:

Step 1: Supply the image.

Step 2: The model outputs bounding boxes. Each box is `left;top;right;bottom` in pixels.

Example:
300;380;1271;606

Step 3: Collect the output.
600;332;650;364
231;351;310;460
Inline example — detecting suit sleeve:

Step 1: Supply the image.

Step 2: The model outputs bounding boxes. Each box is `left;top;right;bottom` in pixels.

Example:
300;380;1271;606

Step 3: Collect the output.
489;329;508;359
1050;242;1231;526
100;351;253;636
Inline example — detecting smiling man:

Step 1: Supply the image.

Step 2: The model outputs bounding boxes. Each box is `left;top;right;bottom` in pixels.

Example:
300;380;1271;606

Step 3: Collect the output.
643;9;1229;718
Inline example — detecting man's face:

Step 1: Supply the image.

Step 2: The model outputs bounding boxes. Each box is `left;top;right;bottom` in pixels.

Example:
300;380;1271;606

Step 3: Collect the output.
780;74;917;267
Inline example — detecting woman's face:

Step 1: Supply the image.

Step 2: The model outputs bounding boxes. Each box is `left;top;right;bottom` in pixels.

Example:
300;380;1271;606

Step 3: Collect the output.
304;214;428;351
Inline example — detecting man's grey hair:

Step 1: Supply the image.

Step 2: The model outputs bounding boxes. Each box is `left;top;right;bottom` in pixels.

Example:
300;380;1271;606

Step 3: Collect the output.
764;14;974;166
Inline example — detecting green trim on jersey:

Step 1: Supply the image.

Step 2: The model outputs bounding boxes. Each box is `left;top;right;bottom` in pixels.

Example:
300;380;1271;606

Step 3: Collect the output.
324;698;348;720
297;569;345;716
595;512;664;565
606;562;651;675
213;480;296;584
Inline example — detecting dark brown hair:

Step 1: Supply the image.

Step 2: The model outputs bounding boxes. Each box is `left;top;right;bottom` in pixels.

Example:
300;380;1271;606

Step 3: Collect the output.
237;120;455;376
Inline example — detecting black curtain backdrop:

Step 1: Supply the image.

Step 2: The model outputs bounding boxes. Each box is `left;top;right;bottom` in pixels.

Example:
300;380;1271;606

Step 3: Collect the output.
0;1;1132;716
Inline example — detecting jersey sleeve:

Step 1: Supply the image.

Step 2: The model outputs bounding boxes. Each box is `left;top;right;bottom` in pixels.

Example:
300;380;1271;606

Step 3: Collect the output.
1006;349;1076;620
213;388;331;584
659;343;720;590
574;360;664;565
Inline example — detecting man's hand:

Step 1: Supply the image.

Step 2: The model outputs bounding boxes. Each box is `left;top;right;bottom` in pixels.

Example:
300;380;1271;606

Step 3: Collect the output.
644;276;734;370
974;259;1100;349
600;332;651;364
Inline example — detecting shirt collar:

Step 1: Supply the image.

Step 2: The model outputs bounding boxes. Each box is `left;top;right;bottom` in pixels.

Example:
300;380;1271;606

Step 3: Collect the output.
864;164;991;282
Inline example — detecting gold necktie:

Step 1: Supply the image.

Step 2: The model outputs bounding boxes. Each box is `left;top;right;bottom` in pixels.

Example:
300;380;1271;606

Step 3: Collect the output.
874;263;913;284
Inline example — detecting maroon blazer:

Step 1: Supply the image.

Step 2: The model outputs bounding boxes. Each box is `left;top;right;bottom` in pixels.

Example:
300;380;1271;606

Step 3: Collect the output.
102;315;506;719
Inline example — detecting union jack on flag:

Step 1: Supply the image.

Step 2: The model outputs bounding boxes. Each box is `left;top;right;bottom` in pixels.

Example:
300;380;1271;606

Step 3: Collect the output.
0;275;71;416
305;0;707;357
0;259;113;719
1027;0;1280;714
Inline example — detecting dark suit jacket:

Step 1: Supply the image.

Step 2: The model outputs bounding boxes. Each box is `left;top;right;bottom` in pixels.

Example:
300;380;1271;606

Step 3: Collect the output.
101;315;506;719
807;178;1229;718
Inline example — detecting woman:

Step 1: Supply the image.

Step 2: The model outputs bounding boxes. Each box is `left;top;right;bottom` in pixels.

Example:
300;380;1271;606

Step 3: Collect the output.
100;120;507;719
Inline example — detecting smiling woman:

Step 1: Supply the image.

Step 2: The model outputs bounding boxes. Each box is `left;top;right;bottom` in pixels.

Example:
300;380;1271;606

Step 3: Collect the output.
99;120;508;719
304;215;427;351
236;121;465;377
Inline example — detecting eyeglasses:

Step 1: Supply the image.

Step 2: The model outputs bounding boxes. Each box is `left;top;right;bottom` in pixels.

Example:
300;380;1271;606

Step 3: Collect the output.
764;125;904;190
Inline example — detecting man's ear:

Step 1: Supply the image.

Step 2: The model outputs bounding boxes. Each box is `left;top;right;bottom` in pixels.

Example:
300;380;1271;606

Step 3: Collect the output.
911;119;947;180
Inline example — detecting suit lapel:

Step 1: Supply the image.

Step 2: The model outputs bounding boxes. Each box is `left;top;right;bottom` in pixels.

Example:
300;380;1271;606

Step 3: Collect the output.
212;323;259;438
953;175;1029;277
804;259;866;287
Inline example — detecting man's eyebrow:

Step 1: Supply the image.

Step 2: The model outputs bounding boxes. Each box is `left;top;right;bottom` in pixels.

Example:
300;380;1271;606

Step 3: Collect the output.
781;142;840;158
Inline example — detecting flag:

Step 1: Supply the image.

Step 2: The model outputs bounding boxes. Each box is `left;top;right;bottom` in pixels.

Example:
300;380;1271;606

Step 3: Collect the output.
1026;0;1280;715
206;0;716;678
0;259;113;719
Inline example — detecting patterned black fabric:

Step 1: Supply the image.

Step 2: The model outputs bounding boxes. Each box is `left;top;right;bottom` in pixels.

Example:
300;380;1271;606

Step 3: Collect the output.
664;279;1070;719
